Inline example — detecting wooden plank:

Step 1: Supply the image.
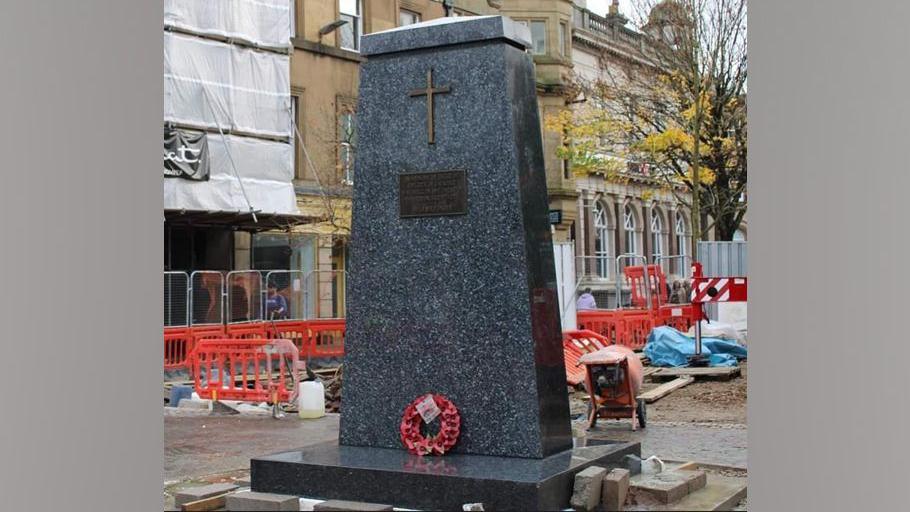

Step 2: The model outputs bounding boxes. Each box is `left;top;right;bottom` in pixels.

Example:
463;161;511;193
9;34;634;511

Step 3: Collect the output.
642;367;661;378
637;376;694;403
181;494;228;512
653;366;740;380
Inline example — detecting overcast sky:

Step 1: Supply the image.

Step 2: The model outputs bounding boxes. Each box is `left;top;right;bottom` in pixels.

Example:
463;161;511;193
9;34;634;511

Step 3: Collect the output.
587;0;647;26
588;0;636;18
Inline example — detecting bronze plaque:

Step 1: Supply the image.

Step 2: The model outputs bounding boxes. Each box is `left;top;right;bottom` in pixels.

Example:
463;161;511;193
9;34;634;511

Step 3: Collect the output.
399;170;468;218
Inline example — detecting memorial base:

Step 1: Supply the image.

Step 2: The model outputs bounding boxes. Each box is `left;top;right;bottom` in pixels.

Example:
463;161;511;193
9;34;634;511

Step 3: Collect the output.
251;439;640;511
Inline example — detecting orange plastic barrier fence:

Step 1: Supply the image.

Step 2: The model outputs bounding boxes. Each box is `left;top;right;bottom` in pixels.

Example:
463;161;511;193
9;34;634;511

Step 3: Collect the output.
624;264;668;309
657;304;697;332
268;320;310;355
226;322;269;339
563;330;611;386
192;338;296;403
620;310;654;350
164;327;193;369
306;319;346;358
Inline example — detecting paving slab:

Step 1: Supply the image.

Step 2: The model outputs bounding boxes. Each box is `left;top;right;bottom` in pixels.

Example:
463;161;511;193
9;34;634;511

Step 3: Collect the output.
631;469;707;504
625;475;746;511
174;483;238;507
226;491;299;511
313;500;394;511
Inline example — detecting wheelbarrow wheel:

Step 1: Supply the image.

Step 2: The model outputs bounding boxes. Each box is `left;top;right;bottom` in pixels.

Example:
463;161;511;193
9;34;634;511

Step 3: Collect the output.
636;398;647;429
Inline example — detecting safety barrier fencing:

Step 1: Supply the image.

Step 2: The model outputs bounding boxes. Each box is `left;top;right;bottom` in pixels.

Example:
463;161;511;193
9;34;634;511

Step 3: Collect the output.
165;319;346;371
563;330;612;386
192;338;300;403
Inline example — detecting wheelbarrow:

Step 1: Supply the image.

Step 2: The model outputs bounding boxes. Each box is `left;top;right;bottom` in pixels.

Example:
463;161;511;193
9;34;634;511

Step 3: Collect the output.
578;345;646;430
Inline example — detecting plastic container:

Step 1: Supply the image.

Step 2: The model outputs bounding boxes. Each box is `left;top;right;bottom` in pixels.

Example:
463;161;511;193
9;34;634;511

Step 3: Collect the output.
298;380;326;419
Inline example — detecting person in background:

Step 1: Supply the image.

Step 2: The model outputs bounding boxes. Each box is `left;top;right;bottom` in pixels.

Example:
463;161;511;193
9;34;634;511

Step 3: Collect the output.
577;288;597;310
266;283;289;320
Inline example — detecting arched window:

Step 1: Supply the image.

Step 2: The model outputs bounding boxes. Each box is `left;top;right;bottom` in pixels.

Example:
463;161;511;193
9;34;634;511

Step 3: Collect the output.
675;211;690;277
650;206;664;258
592;201;614;279
623;204;638;255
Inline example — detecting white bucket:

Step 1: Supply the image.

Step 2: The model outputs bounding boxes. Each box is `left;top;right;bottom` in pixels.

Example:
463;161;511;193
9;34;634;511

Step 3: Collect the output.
298;380;326;419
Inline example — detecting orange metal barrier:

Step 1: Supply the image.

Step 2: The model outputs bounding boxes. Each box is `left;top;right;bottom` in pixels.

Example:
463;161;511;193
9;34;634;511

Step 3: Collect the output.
192;338;297;403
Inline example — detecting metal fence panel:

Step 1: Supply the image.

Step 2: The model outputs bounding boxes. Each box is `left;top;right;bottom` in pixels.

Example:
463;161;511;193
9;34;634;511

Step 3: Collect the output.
697;241;748;277
264;270;306;320
304;270;346;319
164;272;189;327
190;271;225;326
227;270;263;323
697;241;747;320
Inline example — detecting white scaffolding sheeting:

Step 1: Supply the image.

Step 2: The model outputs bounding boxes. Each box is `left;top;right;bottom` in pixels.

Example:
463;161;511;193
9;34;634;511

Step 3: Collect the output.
164;0;291;50
164;32;291;138
164;132;296;214
208;133;293;182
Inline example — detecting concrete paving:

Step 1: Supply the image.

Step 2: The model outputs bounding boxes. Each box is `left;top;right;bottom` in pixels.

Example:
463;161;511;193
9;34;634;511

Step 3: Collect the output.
585;421;748;469
165;413;339;483
166;413;746;487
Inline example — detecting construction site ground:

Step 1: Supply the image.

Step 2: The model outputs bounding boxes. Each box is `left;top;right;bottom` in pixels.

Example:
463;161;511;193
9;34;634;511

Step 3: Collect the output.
164;362;747;509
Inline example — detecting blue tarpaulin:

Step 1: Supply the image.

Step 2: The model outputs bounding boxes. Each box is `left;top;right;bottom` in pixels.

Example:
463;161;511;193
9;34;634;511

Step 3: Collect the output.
644;326;748;367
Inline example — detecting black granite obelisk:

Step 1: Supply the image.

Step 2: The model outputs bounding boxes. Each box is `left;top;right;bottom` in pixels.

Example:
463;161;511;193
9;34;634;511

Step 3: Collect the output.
338;14;572;459
251;17;639;510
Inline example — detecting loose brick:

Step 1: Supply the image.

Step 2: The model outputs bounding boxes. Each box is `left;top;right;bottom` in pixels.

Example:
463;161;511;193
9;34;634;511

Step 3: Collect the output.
602;468;630;511
174;483;238;507
570;465;608;511
226;491;299;511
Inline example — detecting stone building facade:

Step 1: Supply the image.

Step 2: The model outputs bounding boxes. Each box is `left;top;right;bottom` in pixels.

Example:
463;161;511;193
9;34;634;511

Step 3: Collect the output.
281;0;743;312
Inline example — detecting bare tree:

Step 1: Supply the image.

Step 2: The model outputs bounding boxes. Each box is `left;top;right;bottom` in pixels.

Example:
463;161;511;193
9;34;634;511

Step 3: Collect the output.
562;0;747;244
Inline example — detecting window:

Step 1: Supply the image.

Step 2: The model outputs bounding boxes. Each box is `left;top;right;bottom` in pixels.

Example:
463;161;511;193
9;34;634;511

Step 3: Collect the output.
339;0;362;51
624;204;638;255
337;105;356;185
516;20;547;55
675;211;690;277
593;201;614;279
291;0;301;38
733;229;745;241
559;22;568;57
650;207;663;258
291;94;300;178
399;9;421;26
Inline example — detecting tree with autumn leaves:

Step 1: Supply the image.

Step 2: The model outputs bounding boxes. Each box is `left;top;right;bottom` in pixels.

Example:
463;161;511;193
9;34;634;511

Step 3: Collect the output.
547;0;747;242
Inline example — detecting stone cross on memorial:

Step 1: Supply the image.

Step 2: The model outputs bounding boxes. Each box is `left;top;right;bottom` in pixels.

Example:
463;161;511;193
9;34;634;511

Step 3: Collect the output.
251;17;639;511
